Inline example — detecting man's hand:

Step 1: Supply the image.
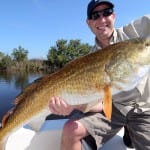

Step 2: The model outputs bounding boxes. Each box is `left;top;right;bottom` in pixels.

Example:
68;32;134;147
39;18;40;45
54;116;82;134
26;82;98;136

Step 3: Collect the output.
49;96;74;116
49;96;103;116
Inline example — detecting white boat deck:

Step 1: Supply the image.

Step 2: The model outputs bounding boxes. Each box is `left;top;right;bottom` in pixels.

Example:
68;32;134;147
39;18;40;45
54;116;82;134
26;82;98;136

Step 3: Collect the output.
6;120;135;150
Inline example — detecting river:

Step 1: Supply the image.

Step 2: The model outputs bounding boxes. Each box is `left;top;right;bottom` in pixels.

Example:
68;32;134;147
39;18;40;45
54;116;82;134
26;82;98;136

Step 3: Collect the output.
0;71;46;122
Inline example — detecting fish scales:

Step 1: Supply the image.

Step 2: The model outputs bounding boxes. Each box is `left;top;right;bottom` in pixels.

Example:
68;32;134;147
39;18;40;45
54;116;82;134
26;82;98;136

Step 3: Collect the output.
0;37;150;150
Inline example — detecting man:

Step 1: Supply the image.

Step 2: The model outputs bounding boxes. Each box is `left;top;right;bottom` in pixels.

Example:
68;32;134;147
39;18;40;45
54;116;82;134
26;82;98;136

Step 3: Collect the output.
49;0;150;150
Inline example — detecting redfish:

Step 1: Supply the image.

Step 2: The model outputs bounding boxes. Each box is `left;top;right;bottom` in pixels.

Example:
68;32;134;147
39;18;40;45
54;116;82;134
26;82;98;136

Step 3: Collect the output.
0;38;150;150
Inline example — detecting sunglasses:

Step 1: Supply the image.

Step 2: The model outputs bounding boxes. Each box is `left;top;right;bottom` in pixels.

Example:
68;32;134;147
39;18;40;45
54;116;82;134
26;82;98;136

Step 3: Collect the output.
89;8;113;20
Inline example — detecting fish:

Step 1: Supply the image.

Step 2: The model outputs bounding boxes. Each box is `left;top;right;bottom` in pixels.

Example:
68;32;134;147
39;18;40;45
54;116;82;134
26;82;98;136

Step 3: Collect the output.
0;37;150;150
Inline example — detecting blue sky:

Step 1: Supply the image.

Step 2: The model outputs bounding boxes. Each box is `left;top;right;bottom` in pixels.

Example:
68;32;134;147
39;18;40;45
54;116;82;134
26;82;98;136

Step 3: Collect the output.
0;0;149;59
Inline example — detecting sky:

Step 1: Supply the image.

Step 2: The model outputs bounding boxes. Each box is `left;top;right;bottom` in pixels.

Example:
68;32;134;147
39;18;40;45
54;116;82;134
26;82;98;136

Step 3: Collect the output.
0;0;149;59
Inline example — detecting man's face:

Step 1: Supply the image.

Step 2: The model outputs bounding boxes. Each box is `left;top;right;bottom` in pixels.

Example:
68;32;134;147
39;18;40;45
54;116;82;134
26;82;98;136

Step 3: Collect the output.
87;4;115;41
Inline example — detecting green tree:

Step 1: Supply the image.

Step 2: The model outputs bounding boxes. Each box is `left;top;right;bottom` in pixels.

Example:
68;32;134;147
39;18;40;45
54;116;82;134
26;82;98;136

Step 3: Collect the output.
0;51;4;60
0;54;12;69
47;39;92;71
11;46;28;62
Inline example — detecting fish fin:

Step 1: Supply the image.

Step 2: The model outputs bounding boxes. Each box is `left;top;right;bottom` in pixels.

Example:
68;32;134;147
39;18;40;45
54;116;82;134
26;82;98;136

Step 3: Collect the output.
1;107;16;128
13;82;38;105
27;109;50;132
13;76;44;105
103;85;112;120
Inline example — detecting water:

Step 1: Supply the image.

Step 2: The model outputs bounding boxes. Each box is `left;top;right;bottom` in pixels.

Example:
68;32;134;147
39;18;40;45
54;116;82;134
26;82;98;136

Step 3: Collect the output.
0;71;46;122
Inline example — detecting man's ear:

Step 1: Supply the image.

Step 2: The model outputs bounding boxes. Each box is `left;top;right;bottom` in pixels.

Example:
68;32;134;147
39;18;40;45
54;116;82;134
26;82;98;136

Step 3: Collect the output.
112;13;116;20
86;19;90;27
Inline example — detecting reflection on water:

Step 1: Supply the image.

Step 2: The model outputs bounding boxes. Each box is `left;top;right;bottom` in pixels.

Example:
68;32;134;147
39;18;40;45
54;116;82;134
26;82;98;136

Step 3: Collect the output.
0;71;47;122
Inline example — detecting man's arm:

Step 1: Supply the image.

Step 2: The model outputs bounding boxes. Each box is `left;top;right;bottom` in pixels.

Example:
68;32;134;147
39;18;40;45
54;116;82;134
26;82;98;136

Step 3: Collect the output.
122;15;150;38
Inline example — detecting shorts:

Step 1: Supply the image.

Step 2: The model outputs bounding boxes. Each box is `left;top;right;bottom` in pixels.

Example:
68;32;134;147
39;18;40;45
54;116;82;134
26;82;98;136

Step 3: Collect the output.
79;105;123;149
78;88;150;150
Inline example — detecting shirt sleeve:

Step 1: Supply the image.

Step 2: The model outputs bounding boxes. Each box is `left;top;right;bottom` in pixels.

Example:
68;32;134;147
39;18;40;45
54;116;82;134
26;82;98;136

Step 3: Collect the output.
122;14;150;38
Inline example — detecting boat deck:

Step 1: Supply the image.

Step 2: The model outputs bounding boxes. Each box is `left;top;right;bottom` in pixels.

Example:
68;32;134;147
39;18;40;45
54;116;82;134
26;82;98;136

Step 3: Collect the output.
6;120;135;150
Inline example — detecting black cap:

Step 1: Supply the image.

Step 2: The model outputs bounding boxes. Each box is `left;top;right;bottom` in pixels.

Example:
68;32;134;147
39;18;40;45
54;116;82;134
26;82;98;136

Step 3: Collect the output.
87;0;114;19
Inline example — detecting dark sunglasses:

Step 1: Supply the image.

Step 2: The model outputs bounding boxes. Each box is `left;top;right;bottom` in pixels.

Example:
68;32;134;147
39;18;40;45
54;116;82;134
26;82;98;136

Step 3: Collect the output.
89;8;113;20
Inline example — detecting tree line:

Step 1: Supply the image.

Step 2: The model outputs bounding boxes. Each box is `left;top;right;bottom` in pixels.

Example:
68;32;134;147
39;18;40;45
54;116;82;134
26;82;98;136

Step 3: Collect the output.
0;39;92;73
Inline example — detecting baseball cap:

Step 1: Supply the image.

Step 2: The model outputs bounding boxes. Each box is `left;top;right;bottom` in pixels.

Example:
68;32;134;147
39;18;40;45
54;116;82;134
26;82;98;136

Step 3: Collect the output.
87;0;114;19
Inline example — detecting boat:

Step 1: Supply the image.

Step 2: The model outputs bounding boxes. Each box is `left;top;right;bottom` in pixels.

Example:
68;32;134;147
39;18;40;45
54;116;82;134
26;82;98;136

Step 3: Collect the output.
5;119;135;150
